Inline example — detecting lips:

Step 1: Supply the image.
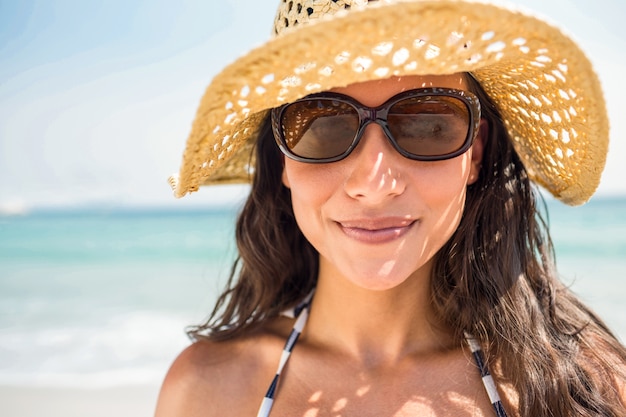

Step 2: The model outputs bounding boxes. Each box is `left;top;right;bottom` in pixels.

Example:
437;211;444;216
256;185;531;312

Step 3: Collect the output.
337;217;415;244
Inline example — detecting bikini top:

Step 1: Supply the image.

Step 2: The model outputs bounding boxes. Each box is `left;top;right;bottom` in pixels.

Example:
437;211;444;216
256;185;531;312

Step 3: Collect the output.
256;291;509;417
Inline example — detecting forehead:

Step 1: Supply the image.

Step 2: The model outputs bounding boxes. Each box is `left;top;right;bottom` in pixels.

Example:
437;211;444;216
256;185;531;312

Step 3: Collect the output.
330;74;468;107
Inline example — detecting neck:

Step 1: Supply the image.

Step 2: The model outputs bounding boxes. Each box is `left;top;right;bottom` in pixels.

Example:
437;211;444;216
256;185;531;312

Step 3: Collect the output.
305;261;457;368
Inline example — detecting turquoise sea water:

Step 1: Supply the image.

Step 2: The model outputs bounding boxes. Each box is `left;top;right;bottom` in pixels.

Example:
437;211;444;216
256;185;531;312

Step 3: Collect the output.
0;197;625;388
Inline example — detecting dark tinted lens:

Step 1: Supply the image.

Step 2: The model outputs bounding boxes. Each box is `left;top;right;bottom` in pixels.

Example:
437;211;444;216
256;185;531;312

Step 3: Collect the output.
387;96;470;157
280;98;359;159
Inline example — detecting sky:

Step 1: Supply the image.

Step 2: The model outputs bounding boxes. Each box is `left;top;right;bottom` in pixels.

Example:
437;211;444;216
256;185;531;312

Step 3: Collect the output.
0;0;624;211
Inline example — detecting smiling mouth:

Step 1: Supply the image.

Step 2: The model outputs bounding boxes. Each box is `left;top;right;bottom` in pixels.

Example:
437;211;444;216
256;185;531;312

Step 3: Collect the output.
337;219;416;244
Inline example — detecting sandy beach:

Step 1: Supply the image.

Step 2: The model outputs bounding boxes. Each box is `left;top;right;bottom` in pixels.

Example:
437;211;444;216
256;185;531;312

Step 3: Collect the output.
1;384;161;417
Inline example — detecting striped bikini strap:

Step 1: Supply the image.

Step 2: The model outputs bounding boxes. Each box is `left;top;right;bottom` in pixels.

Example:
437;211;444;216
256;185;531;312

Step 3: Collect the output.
464;333;509;417
257;291;313;417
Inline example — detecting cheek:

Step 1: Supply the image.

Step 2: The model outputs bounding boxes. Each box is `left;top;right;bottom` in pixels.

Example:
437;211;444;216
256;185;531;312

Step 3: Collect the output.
283;158;337;192
414;155;472;232
414;153;472;197
283;159;340;221
284;163;340;262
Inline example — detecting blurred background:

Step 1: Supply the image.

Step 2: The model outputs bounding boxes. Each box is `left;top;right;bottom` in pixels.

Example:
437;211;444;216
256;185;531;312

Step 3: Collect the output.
1;1;625;416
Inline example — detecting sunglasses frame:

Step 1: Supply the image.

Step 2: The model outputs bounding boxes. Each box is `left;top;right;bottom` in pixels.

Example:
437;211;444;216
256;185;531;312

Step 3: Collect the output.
271;87;481;163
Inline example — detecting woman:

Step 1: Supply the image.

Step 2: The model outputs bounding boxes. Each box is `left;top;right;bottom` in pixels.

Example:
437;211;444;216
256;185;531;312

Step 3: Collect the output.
157;1;626;416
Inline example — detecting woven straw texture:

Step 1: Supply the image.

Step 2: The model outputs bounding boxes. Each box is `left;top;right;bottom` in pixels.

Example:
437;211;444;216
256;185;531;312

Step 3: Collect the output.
170;0;608;206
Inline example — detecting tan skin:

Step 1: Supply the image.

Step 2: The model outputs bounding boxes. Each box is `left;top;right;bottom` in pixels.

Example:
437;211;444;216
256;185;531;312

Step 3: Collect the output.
155;74;518;416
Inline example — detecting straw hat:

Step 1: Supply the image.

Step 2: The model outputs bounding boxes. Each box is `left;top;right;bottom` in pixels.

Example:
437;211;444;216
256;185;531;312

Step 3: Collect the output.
169;0;608;206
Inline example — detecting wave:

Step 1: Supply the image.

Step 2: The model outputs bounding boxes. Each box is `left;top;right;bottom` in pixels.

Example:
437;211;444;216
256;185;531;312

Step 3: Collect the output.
0;311;192;389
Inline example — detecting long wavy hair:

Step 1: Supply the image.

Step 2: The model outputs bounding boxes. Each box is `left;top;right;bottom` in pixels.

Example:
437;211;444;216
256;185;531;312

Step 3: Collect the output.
188;74;626;416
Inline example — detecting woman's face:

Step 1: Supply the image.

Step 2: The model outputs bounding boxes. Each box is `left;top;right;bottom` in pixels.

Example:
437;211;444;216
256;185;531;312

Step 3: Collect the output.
281;74;485;291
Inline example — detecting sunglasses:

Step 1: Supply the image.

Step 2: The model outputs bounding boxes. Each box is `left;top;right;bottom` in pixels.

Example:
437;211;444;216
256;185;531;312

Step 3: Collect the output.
271;87;481;163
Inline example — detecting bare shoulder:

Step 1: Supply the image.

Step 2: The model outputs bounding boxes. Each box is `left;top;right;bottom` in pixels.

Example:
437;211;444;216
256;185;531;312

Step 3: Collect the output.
154;339;242;417
154;319;293;417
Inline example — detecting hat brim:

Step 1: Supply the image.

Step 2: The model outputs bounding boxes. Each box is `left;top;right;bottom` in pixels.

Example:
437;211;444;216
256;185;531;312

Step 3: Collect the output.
171;0;608;206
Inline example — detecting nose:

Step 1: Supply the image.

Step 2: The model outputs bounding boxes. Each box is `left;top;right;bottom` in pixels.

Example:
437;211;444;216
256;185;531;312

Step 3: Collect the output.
343;124;407;203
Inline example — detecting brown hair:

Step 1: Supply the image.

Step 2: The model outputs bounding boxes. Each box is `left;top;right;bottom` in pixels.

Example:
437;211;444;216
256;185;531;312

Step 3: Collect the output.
188;75;626;416
188;112;317;337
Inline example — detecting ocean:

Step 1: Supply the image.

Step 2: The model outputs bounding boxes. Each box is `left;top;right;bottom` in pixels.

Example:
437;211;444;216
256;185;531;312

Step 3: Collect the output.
0;196;625;389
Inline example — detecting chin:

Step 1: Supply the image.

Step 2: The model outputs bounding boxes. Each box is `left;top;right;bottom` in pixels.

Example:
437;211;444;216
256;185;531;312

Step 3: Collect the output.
344;267;424;292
